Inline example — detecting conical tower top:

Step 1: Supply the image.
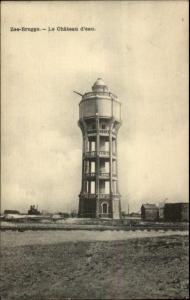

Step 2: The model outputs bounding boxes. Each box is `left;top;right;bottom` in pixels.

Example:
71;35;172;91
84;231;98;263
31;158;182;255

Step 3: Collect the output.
92;78;109;92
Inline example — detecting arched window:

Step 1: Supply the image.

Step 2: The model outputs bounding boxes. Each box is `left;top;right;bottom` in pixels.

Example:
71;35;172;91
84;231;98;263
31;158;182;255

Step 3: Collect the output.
102;202;108;214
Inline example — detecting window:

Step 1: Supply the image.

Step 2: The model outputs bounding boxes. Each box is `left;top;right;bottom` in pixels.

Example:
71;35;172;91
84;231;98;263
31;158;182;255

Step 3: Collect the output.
105;181;110;194
105;141;109;151
102;124;106;129
90;181;95;194
91;141;96;151
91;161;95;173
92;124;96;130
102;203;108;214
105;162;109;172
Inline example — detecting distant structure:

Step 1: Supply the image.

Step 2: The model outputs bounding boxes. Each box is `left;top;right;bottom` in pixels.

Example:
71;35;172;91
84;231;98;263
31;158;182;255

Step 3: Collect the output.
164;203;189;222
4;210;20;215
141;202;189;222
141;204;159;221
77;78;122;218
28;205;41;215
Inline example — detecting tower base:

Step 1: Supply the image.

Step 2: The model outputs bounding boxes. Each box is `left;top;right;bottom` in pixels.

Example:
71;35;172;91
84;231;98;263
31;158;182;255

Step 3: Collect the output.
78;194;121;219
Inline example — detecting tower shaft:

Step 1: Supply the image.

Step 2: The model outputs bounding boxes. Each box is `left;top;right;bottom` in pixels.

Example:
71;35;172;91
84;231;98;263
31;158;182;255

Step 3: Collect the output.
78;79;122;219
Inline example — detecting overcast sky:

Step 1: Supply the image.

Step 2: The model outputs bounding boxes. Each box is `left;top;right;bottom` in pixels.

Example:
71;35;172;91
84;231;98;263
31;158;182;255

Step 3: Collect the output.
1;1;188;213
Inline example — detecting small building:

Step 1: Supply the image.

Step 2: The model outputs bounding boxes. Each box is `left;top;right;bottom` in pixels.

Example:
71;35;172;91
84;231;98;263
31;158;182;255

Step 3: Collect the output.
141;204;159;221
164;203;189;222
4;209;20;215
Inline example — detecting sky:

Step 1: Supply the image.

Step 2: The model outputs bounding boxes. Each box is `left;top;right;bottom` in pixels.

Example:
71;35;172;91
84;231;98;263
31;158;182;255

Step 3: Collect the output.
1;1;189;213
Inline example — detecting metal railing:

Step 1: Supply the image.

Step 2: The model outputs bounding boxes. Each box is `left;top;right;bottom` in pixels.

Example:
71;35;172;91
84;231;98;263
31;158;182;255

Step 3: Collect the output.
80;193;120;200
84;151;97;158
84;151;111;158
85;172;96;177
99;151;110;157
99;129;110;134
99;172;110;178
82;193;96;199
87;129;116;136
85;172;110;178
99;194;110;199
87;129;96;134
82;91;118;100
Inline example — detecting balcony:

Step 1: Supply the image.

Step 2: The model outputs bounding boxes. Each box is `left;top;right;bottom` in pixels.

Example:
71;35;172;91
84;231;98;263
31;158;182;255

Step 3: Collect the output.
99;129;110;135
87;129;96;135
82;91;118;100
81;193;96;199
99;172;110;179
84;151;110;158
85;172;110;178
85;172;96;178
99;194;110;199
80;193;119;200
84;151;96;158
99;151;110;158
87;129;116;137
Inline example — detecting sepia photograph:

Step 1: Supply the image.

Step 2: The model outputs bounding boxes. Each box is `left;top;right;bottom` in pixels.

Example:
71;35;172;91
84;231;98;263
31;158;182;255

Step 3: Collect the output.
1;1;189;299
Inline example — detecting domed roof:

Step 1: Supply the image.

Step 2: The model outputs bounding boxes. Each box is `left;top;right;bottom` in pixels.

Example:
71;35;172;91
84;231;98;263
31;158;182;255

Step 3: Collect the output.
93;78;106;86
92;78;108;92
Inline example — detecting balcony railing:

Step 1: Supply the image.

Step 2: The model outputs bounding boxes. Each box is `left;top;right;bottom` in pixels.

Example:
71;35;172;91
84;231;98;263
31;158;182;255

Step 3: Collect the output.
84;151;96;158
87;129;116;136
82;193;96;199
80;193;120;200
85;172;96;178
99;129;110;135
82;91;118;100
87;129;96;134
84;151;111;158
99;151;110;157
99;172;110;178
99;194;110;199
85;172;110;178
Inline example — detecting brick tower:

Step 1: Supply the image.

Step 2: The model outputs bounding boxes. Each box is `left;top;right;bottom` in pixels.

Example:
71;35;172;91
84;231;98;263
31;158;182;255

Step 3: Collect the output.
78;78;122;219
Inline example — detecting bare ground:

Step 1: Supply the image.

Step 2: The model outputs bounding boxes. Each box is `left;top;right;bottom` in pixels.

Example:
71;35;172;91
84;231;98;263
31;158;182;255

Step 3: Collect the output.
0;235;189;299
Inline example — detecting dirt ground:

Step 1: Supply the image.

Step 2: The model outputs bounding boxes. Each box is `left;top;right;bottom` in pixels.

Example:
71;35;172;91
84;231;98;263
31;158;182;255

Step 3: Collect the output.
0;235;189;299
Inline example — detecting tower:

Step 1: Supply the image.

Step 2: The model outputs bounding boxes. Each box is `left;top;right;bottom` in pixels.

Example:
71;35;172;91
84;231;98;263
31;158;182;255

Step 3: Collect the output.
78;78;122;219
